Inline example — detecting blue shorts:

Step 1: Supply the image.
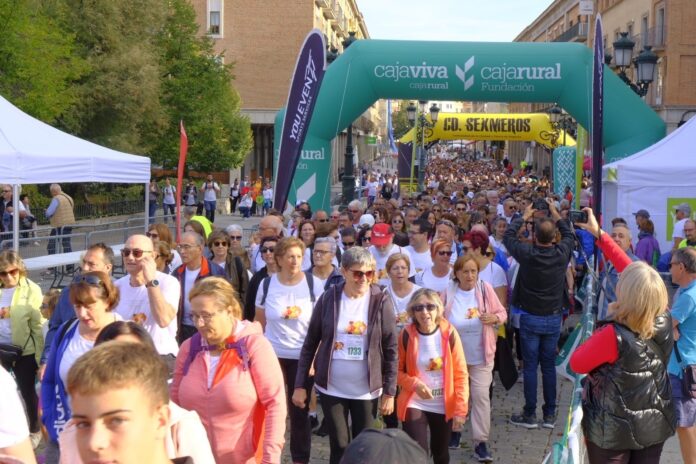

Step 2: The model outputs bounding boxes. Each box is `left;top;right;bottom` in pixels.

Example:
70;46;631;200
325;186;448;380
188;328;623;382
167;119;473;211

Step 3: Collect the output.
670;373;696;427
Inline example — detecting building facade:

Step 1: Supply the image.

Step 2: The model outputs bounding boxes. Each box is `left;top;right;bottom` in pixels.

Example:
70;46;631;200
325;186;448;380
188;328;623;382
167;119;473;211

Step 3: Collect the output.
190;0;382;186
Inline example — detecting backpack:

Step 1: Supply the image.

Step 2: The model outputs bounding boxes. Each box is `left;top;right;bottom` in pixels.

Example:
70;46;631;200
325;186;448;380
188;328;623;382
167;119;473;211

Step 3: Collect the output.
259;270;316;306
182;332;250;376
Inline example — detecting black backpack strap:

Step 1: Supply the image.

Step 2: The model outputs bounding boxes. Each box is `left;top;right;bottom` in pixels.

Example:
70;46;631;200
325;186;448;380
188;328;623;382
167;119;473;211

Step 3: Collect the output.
260;276;271;306
304;270;315;303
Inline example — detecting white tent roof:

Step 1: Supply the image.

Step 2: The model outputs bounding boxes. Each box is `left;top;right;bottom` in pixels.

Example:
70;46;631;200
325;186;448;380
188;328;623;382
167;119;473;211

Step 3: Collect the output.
603;115;696;186
0;96;150;185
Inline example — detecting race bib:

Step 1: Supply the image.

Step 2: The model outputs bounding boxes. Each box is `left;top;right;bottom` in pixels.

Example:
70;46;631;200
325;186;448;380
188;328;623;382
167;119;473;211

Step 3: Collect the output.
333;333;365;361
425;358;444;398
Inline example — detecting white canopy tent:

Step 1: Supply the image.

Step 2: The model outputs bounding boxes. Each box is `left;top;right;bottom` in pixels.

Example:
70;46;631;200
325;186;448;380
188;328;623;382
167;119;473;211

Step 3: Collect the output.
602;115;696;253
0;95;151;250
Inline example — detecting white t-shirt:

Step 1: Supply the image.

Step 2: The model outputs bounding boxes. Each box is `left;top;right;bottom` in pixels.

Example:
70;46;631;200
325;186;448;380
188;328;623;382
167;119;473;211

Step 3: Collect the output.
0;366;29;448
367;181;379;197
386;284;421;331
162;185;176;205
202;181;219;202
407;329;446;414
255;274;324;360
406;246;433;274
113;272;181;356
448;288;484;365
263;188;273;201
415;268;452;293
316;292;379;400
369;245;416;286
0;288;16;344
182;268;201;326
674;218;688;240
478;261;507;289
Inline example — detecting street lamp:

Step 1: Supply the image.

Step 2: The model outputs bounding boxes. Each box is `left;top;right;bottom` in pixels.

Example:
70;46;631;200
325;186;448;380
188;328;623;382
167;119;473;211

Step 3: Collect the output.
407;101;439;192
610;32;658;97
340;32;358;208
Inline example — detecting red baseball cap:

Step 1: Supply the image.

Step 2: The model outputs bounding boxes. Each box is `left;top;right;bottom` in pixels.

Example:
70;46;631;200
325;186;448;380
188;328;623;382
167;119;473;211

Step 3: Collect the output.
371;223;393;246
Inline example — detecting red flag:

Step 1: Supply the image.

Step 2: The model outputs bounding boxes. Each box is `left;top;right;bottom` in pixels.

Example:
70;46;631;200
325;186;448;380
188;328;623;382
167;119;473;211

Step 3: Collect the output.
176;121;188;243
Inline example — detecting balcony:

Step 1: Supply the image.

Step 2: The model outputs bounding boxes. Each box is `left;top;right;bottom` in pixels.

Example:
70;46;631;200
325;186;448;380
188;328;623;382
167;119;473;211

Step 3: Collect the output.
315;0;329;7
332;10;344;31
552;22;588;43
323;1;337;20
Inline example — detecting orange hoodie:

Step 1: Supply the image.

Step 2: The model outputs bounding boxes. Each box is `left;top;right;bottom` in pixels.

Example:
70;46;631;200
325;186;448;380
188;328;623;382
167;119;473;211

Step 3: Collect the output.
396;319;469;422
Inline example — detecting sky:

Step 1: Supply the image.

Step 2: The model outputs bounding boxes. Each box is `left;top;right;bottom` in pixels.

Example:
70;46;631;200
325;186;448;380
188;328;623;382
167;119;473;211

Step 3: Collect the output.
355;0;555;42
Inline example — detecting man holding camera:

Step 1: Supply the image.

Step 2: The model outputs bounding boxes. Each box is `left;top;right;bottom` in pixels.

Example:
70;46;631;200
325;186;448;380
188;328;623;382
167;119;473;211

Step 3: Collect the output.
504;198;574;430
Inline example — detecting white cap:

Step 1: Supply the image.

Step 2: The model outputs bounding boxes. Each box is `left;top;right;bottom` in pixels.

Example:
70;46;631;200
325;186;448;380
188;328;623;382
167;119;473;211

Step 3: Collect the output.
466;192;475;199
359;214;375;228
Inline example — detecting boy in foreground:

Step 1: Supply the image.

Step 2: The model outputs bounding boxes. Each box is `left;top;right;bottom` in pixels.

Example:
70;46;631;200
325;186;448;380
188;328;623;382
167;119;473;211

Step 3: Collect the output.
67;341;192;464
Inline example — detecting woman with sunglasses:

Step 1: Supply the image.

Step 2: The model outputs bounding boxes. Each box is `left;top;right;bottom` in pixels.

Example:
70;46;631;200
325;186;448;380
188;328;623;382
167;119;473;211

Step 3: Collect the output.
397;288;469;464
0;251;43;448
358;225;372;248
208;230;249;305
293;247;397;464
415;239;454;294
225;224;251;269
147;223;182;270
243;236;279;322
441;254;506;461
41;271;122;463
391;211;409;247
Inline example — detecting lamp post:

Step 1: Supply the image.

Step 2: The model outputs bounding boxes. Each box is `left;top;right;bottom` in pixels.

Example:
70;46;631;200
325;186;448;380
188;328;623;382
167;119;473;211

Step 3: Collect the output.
610;32;658;97
341;32;358;208
406;101;439;193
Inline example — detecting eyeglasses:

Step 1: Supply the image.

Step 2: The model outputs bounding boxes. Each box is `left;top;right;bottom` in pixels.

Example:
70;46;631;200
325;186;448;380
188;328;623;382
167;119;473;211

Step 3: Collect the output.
313;249;331;256
670;261;682;268
191;310;223;324
260;246;275;254
145;232;159;239
122;248;152;258
71;274;104;287
456;207;466;212
438;250;454;256
342;241;355;247
317;219;330;223
0;268;19;278
176;244;198;252
229;235;242;241
433;208;442;212
349;269;374;280
363;236;371;242
212;241;229;247
330;216;340;220
412;303;438;313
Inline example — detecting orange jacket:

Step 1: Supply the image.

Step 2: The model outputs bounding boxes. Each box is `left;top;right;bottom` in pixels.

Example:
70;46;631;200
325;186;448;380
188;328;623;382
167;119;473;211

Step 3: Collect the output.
396;319;469;422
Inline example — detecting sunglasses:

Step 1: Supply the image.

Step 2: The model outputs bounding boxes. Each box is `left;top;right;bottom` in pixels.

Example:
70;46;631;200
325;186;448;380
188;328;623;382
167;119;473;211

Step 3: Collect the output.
260;246;275;254
229;235;242;241
412;303;438;313
349;270;375;280
212;241;229;247
363;236;372;242
433;208;442;212
0;268;19;278
342;241;355;247
145;232;159;239
121;248;152;258
456;207;466;212
317;219;330;223
72;274;104;287
438;250;454;256
330;216;340;220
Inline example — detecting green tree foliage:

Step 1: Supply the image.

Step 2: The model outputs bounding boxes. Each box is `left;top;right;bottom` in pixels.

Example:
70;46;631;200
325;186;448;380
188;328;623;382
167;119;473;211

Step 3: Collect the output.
392;100;412;140
149;0;252;172
0;0;86;123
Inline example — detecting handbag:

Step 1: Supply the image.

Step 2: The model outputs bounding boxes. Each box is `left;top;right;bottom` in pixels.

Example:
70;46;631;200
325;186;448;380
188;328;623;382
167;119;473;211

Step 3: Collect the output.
674;341;696;399
0;343;23;370
480;282;519;390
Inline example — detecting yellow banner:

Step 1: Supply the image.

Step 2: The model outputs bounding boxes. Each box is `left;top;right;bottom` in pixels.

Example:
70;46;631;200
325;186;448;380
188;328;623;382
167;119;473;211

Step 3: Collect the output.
400;113;575;148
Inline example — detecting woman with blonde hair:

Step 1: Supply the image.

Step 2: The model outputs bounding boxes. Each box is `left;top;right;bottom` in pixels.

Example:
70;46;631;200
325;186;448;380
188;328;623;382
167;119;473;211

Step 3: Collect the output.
173;277;286;463
570;208;675;462
397;288;469;464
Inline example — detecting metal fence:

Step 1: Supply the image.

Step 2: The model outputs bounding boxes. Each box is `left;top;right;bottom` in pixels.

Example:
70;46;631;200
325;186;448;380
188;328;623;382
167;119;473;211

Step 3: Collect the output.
32;199;146;225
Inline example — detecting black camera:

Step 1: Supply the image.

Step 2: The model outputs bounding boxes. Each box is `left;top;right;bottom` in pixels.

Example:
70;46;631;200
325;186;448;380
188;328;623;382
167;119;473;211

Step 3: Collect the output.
532;198;549;211
569;210;588;224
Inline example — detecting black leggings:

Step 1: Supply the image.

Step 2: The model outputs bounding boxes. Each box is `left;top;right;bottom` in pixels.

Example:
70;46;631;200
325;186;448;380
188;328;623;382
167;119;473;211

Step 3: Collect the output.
319;392;376;464
278;358;313;464
403;408;452;464
14;354;39;432
586;440;665;463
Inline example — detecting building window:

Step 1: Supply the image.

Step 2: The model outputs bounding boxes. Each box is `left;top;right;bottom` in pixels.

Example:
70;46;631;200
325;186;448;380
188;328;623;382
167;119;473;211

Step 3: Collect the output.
656;7;665;46
208;0;222;36
641;15;649;47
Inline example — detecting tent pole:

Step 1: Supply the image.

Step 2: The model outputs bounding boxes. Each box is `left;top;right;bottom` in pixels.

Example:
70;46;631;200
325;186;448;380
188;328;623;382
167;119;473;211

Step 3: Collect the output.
144;182;150;232
12;185;19;252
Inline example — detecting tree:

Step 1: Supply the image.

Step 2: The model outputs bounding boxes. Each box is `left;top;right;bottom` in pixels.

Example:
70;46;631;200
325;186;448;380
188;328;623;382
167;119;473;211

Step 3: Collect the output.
392;100;412;140
146;0;252;172
0;0;86;123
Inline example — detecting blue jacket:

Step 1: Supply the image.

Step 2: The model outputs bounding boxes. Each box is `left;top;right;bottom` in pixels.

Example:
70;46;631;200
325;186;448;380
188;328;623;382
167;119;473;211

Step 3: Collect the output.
41;289;75;365
574;228;595;267
41;319;79;442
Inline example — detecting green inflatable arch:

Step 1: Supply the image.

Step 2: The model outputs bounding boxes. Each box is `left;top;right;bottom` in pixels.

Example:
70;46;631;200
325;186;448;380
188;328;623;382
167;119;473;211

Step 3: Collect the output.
274;40;664;211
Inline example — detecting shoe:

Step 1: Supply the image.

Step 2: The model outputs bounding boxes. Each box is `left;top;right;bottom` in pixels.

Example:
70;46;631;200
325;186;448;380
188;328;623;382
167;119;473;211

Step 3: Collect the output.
510;412;538;429
542;415;556;429
313;418;328;437
448;431;461;449
474;442;493;462
30;431;42;449
309;414;319;430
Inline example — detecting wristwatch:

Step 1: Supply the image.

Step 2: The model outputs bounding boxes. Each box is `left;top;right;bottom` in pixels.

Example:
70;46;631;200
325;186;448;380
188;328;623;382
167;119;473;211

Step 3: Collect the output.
145;279;159;288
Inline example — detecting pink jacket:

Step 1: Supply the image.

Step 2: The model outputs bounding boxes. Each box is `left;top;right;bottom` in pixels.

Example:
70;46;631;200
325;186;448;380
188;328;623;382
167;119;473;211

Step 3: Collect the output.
171;320;286;464
442;280;508;366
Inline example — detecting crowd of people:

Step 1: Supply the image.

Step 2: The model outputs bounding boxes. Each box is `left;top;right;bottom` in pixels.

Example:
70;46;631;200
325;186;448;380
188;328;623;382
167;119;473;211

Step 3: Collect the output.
0;154;695;464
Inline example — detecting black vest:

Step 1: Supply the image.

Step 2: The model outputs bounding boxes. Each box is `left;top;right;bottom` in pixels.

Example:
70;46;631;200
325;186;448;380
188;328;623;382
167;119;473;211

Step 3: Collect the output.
581;314;676;450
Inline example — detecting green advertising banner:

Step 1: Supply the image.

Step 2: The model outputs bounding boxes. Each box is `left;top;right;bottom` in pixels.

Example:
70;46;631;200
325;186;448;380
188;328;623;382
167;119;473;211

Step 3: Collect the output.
276;40;665;211
666;198;696;241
